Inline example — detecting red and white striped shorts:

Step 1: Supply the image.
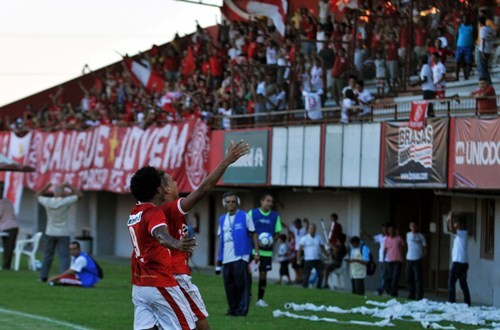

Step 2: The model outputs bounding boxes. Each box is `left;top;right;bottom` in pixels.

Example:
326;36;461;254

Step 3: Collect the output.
132;285;195;330
175;274;209;321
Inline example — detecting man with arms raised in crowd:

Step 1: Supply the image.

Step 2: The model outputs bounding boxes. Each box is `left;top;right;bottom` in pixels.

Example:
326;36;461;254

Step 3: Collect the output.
159;140;249;328
249;193;282;307
128;166;197;330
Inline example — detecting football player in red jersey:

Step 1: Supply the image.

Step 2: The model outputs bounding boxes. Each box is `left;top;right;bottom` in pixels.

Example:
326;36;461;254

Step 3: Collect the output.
159;140;249;329
128;166;197;330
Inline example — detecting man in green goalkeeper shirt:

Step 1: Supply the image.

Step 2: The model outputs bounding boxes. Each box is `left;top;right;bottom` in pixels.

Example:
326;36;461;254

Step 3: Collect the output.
249;193;282;307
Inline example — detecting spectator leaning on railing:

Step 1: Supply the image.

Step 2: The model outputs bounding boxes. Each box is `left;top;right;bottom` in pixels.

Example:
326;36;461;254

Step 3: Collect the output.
471;77;497;116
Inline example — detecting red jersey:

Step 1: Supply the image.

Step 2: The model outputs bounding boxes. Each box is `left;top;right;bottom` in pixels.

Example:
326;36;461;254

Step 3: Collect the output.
128;203;177;287
160;198;190;275
473;85;497;115
386;41;398;61
415;27;425;47
332;56;348;78
209;56;223;77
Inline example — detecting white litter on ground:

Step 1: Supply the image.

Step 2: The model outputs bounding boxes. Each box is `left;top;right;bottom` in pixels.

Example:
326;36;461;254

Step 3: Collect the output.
273;299;500;329
272;310;395;327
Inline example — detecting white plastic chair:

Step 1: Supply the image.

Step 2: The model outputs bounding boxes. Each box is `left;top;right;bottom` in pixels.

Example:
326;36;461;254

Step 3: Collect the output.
13;232;43;271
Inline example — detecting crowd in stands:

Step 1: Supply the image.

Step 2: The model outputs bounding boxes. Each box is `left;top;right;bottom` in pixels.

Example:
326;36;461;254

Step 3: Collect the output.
1;0;497;134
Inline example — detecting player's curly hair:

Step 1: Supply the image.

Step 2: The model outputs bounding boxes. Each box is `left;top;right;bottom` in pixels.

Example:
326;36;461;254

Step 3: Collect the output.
130;166;162;202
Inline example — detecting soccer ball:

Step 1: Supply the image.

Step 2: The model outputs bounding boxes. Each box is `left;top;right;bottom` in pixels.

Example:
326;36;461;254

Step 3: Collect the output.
258;232;274;248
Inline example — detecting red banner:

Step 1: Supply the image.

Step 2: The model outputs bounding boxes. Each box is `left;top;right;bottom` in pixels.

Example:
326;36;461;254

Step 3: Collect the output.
449;117;500;189
409;101;428;130
0;132;10;182
22;119;210;193
5;132;31;213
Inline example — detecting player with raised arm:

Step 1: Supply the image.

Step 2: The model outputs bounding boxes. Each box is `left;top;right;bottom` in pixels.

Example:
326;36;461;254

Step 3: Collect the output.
159;140;249;329
128;166;197;330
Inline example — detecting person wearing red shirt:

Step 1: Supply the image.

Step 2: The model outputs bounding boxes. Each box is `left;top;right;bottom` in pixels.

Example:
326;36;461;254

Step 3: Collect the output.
471;77;497;116
413;23;427;61
386;33;400;89
383;224;406;297
331;47;349;106
209;49;224;89
428;39;454;67
163;47;180;82
128;166;197;330
159;141;249;327
247;40;259;61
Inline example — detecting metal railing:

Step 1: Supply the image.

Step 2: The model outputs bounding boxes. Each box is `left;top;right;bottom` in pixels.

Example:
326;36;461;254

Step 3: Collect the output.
209;96;500;130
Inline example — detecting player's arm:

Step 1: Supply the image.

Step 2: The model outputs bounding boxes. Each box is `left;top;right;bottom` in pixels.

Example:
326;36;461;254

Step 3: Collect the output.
180;140;249;212
153;225;196;252
447;211;456;234
251;231;260;261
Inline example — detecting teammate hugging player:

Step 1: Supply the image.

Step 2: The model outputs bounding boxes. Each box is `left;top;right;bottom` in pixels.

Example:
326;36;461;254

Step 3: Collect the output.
128;166;196;330
158;140;249;329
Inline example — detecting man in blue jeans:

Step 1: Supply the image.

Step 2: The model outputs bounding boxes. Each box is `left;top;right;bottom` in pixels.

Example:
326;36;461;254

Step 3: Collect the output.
36;182;83;282
447;211;471;306
406;222;427;300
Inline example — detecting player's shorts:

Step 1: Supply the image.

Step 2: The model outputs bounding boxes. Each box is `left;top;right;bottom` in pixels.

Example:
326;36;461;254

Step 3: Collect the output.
456;46;472;63
174;274;209;321
132;285;195;330
258;256;273;272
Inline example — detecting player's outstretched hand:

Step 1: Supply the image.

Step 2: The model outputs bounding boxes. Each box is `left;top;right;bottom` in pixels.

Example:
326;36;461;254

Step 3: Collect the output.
224;140;250;164
176;237;197;253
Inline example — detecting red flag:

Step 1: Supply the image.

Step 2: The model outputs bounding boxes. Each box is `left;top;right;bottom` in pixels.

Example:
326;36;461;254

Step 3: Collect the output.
123;57;165;93
409;101;428;130
221;0;288;36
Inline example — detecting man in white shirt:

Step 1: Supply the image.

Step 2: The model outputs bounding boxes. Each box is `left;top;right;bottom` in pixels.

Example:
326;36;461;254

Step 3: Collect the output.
411;55;436;116
431;53;447;99
478;16;496;83
297;224;328;289
447;211;471;306
363;223;390;295
355;80;374;118
36;182;83;282
216;192;259;316
406;222;427;300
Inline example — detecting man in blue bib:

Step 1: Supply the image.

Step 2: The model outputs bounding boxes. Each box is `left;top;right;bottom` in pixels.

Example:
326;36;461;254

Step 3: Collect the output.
47;241;100;288
217;192;259;316
249;193;282;307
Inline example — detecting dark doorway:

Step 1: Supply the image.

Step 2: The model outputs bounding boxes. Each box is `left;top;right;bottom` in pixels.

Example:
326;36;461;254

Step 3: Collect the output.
389;189;434;291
